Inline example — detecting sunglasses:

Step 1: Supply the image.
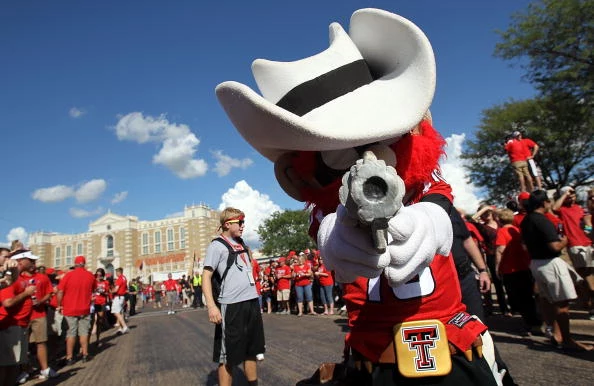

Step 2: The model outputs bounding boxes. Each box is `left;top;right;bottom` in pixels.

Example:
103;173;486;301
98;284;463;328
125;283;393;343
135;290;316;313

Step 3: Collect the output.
226;219;245;226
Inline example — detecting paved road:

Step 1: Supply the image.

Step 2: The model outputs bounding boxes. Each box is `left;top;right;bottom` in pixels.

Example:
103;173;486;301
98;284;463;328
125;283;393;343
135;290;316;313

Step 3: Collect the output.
24;305;593;386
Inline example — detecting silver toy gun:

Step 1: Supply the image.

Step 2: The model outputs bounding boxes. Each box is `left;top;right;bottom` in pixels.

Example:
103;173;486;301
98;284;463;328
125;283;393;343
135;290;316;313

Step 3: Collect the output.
338;151;405;253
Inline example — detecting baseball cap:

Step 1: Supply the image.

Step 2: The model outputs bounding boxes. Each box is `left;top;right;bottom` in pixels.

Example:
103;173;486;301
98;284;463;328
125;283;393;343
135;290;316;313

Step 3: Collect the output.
45;268;56;275
74;255;86;265
278;257;286;263
517;192;530;202
512;130;521;137
11;251;39;260
560;186;574;195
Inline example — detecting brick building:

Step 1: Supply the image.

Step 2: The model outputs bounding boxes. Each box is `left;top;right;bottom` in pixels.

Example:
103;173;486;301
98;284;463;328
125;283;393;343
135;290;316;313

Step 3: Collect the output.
28;204;220;281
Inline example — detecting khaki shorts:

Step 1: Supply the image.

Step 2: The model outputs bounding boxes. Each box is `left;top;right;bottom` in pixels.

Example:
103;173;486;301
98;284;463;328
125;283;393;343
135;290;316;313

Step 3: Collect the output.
568;245;593;269
530;257;581;303
65;314;91;337
0;326;28;366
511;160;530;179
29;316;48;343
112;295;125;314
276;289;291;302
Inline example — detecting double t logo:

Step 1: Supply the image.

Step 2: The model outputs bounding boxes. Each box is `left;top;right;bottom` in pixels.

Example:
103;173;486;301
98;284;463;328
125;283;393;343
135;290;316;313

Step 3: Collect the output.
401;325;439;371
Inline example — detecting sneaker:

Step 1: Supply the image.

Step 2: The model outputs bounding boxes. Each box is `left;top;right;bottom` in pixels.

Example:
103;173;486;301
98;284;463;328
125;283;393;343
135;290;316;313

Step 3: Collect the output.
121;327;129;334
17;372;29;384
81;355;91;363
39;367;58;379
256;353;265;361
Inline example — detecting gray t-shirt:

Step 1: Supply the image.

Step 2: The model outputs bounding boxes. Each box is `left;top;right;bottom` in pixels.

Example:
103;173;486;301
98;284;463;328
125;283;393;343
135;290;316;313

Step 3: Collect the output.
204;237;258;305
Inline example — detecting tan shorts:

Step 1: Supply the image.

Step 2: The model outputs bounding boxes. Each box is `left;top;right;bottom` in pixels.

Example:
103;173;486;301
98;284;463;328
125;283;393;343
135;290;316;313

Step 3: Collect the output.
65;314;91;337
530;257;581;303
511;160;530;179
276;289;291;302
29;316;48;343
112;295;126;314
0;326;28;366
568;245;593;269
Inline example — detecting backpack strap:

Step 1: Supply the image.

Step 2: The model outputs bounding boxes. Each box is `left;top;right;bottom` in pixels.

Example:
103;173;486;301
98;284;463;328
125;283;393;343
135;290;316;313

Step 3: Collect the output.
212;237;250;284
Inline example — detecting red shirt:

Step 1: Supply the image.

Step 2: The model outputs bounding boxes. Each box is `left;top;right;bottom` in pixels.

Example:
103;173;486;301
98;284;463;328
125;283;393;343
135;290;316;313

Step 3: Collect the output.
94;279;111;306
293;264;311;287
495;225;531;274
252;260;262;294
163;279;177;291
1;277;33;327
556;204;592;247
58;267;96;317
275;265;292;290
513;212;526;228
505;138;530;162
340;179;487;361
316;264;334;287
29;272;52;320
114;275;128;296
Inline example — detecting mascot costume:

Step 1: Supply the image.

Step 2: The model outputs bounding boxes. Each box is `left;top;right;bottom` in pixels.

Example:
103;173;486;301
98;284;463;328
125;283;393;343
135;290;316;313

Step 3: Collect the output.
216;8;502;386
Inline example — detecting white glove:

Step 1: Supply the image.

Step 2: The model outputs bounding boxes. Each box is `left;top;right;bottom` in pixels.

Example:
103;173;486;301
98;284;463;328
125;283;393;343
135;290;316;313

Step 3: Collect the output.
318;201;452;287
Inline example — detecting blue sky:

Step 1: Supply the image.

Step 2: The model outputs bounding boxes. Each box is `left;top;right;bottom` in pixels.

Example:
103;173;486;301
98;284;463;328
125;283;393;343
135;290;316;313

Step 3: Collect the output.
1;0;536;247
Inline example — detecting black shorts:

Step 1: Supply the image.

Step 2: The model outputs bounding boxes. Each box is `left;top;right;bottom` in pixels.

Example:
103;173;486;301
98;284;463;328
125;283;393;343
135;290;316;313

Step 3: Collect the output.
93;304;104;312
213;298;265;366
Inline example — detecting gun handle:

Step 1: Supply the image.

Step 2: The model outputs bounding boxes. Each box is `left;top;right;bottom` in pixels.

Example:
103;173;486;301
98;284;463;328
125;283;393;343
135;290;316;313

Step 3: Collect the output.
371;218;389;254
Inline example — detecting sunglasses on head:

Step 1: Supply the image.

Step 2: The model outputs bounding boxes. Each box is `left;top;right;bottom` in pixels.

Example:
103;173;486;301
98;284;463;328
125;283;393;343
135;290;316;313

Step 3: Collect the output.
227;219;245;226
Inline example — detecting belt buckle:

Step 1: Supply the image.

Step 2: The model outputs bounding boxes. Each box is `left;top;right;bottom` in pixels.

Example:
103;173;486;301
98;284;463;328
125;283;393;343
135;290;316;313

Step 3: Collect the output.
393;319;452;378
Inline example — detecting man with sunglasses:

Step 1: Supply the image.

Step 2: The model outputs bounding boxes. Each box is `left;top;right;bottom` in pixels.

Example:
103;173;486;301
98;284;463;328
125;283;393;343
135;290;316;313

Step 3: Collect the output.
202;207;264;386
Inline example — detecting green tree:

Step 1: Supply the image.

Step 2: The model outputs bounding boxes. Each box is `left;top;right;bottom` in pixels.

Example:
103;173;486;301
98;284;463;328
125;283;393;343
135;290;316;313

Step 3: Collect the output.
257;210;315;256
462;0;594;202
494;0;594;101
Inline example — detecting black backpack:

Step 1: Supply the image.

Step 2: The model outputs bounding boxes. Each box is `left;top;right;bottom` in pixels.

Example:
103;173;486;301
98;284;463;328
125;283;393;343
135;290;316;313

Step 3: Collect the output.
211;237;250;304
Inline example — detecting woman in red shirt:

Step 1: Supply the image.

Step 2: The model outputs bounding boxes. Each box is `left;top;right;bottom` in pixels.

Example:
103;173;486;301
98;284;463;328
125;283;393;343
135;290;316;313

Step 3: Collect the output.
91;268;111;345
293;255;315;316
314;257;335;315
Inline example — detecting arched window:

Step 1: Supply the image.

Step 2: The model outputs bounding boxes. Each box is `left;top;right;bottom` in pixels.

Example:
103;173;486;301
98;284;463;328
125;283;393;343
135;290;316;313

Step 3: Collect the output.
106;235;114;257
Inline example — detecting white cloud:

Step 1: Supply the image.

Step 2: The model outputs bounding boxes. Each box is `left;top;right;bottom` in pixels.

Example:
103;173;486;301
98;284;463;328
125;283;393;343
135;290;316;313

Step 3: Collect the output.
211;150;254;177
32;185;75;203
2;227;29;248
219;180;282;246
75;179;107;203
69;107;86;118
441;133;481;214
69;207;104;218
111;191;128;204
114;112;208;179
32;179;106;204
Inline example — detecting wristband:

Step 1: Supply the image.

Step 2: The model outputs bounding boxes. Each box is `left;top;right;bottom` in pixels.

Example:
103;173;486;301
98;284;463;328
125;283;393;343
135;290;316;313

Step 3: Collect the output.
478;268;487;273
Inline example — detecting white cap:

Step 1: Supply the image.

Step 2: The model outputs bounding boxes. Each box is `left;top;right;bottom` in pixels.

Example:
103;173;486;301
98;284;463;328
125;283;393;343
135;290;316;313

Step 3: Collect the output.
11;251;39;260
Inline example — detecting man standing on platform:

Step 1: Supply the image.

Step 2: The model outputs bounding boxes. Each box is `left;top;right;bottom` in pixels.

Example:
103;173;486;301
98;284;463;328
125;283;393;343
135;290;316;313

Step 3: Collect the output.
202;207;264;386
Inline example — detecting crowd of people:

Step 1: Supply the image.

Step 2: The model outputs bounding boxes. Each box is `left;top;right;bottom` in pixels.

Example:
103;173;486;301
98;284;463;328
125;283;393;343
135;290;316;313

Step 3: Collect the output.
1;183;593;385
0;242;142;385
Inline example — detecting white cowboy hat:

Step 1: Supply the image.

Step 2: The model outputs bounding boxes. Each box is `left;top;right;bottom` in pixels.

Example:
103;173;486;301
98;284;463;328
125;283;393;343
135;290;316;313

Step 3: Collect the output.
216;8;436;163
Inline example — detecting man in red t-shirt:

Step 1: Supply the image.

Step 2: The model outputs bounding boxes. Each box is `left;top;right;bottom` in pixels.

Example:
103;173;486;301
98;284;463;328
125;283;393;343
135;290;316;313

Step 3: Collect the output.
553;187;594;314
57;255;96;364
20;259;56;379
0;251;37;385
504;131;538;192
274;258;292;314
111;267;129;332
163;273;178;315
